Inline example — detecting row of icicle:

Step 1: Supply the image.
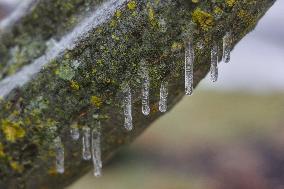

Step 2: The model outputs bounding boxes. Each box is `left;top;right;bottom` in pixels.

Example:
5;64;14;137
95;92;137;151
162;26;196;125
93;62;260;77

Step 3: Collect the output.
53;32;232;177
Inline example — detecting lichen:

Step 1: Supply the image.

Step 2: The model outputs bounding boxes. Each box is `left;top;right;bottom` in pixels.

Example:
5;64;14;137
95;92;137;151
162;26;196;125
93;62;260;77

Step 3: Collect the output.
0;143;5;157
70;80;80;90
10;161;24;173
127;0;137;10
226;0;236;7
1;119;26;143
192;8;214;31
90;96;103;108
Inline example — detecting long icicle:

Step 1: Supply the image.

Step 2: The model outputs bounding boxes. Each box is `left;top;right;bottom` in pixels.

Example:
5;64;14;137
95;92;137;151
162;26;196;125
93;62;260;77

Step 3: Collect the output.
92;121;102;177
185;41;194;95
223;32;231;63
54;136;64;174
140;60;150;115
210;42;218;82
82;126;91;160
159;80;168;112
123;83;133;131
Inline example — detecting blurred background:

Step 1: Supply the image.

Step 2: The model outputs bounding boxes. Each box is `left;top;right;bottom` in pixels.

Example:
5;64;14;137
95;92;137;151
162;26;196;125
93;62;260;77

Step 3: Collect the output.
1;1;284;188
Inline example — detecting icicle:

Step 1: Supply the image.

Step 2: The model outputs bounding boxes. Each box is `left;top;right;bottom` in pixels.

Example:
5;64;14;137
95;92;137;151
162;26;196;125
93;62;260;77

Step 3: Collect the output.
82;126;91;160
92;122;102;177
140;60;150;115
210;42;219;82
70;127;80;141
122;83;133;131
159;81;168;112
185;41;194;95
222;32;231;63
54;137;64;174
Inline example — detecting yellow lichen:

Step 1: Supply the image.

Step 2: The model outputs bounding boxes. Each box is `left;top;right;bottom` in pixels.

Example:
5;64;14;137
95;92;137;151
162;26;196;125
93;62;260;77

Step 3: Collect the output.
70;80;80;90
192;8;214;31
1;119;26;142
226;0;236;7
110;19;117;28
90;96;103;107
147;3;158;27
10;161;24;173
192;0;199;3
237;9;254;25
127;0;137;10
0;143;5;157
214;7;223;15
115;10;122;18
171;42;183;52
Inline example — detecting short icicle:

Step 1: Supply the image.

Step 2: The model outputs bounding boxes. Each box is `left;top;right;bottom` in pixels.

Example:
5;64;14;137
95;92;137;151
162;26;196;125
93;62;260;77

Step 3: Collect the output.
223;32;231;63
185;41;194;95
82;126;91;160
210;42;219;82
159;81;168;112
70;127;80;141
54;136;64;174
140;60;150;115
123;83;133;131
92;121;102;177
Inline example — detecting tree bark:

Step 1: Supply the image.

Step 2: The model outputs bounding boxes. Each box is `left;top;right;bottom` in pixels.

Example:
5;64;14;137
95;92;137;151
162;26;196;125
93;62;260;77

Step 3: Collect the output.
0;0;276;188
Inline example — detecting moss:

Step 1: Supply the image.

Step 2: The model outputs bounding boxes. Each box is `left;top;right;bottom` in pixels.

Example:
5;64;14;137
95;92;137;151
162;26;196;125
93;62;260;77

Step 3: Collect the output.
192;8;214;31
1;119;26;143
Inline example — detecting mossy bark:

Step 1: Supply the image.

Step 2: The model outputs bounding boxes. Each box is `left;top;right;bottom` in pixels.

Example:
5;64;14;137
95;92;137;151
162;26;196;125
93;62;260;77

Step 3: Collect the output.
0;0;276;188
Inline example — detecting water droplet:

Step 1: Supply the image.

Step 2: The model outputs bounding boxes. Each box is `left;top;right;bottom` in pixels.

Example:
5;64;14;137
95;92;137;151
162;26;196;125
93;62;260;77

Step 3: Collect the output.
140;60;150;115
70;127;80;141
185;42;194;95
122;83;133;131
82;126;91;160
210;42;219;82
159;81;168;112
92;122;102;177
54;137;64;174
223;32;231;63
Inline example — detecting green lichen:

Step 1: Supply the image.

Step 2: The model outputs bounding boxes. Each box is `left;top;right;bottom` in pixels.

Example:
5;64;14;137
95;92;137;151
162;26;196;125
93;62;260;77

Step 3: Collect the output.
56;62;76;81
